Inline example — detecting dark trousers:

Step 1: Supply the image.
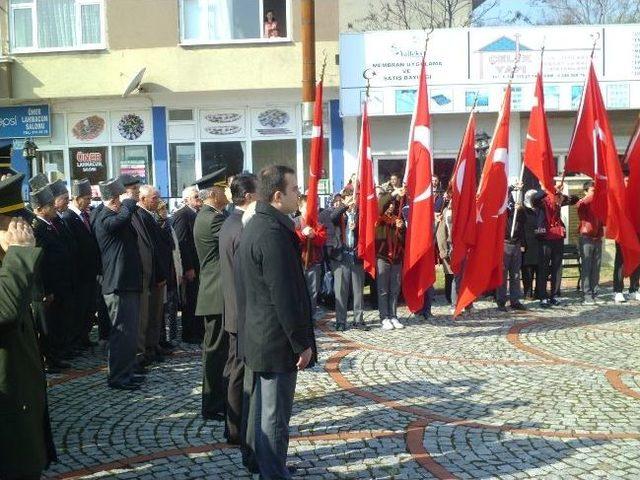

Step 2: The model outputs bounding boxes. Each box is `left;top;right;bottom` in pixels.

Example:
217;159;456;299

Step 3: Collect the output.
242;365;258;474
579;235;602;298
304;264;321;318
537;239;563;300
202;314;228;418
181;278;203;341
104;291;140;385
331;259;364;326
164;288;179;341
72;280;97;346
444;273;454;304
522;265;537;298
44;293;74;357
224;331;244;444
376;259;401;319
96;282;111;340
497;242;523;305
613;243;640;293
252;371;297;480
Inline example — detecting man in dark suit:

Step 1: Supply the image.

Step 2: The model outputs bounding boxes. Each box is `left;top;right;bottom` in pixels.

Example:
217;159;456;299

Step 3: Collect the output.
193;168;229;421
171;185;202;343
219;173;257;444
238;165;316;479
0;172;57;479
137;184;169;361
30;183;74;371
94;178;144;390
62;178;101;348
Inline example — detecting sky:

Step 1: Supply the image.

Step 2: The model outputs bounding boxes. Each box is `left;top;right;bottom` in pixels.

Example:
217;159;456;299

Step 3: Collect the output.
481;0;542;25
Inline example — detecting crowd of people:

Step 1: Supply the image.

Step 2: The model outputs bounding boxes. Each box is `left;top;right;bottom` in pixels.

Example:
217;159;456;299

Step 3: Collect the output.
1;158;638;479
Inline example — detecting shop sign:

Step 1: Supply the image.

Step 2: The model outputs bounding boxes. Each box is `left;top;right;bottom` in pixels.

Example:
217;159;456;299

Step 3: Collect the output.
67;112;109;145
0;105;50;139
70;146;107;198
111;110;152;143
251;107;296;137
200;109;246;139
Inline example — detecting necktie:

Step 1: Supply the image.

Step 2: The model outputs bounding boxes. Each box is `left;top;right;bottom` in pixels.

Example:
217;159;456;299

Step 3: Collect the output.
81;210;91;231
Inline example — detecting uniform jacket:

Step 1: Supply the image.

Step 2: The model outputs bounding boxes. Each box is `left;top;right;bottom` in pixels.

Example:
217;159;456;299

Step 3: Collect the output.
32;217;74;296
238;202;317;373
62;208;100;282
94;199;143;294
219;208;244;334
194;204;227;316
172;205;199;274
0;246;57;477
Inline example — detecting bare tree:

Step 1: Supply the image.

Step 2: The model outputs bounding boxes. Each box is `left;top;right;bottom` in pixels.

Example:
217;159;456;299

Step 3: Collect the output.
529;0;640;24
352;0;498;30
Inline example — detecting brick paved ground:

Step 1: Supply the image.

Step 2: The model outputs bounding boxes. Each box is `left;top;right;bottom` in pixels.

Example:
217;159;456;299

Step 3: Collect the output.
43;289;640;479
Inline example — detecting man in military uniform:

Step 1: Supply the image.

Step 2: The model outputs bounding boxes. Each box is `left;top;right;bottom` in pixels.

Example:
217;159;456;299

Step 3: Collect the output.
30;181;74;371
172;185;203;343
193;167;229;420
0;172;57;479
62;178;101;349
94;178;144;390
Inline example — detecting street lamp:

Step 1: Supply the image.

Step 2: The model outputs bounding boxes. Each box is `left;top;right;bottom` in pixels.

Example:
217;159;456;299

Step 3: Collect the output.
22;138;39;178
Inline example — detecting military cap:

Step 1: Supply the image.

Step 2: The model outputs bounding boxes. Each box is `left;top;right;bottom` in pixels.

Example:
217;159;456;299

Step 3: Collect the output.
28;173;49;191
71;178;92;198
118;174;142;187
30;186;54;209
193;167;227;189
49;179;68;197
99;178;126;200
0;172;28;218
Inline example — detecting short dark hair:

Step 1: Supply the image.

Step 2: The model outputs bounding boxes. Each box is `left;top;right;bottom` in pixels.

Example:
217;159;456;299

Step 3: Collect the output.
298;194;307;204
258;165;295;202
230;172;257;206
583;180;594;191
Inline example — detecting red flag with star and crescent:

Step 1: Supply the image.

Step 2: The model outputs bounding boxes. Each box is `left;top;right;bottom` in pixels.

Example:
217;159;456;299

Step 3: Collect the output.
565;61;640;276
450;110;478;276
303;80;324;228
401;57;436;313
454;86;511;317
523;70;556;193
356;102;377;278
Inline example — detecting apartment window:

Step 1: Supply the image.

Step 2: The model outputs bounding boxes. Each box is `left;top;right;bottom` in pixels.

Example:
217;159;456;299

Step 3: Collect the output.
10;0;105;52
180;0;289;44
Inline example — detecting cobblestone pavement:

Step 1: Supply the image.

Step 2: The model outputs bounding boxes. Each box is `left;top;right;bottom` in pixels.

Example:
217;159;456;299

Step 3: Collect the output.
43;290;640;479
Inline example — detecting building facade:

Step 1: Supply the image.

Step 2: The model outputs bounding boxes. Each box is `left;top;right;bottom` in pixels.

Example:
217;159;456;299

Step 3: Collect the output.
0;0;341;202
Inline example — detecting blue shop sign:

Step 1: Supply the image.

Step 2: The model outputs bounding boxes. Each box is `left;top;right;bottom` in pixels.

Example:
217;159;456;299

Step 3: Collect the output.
0;105;50;139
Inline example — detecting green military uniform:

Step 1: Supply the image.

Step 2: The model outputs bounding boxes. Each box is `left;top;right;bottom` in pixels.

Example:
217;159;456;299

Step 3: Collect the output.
193;168;229;420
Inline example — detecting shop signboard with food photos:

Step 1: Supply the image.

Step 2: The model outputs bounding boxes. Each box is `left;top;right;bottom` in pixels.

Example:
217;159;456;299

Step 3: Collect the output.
251;106;296;137
200;109;246;139
70;146;108;198
67;112;109;145
110;110;153;143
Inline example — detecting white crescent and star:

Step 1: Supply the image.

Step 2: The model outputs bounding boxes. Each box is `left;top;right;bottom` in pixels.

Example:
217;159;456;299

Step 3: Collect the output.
455;159;466;193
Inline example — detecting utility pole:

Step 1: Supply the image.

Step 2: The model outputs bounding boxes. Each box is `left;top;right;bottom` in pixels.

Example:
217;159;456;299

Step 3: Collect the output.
301;0;316;123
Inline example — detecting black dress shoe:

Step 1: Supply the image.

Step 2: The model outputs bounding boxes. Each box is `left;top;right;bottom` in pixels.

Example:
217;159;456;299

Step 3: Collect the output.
335;323;347;332
511;302;526;311
83;339;98;347
134;365;147;375
45;364;62;374
50;359;71;370
203;412;225;422
108;382;141;391
353;322;371;331
549;298;561;307
159;340;176;350
130;374;146;384
156;346;173;356
497;304;508;312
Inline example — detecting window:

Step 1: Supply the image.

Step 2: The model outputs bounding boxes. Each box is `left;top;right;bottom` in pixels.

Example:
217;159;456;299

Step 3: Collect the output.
252;139;296;176
180;0;289;44
39;150;66;181
201;141;244;177
10;0;105;52
113;145;153;185
168;109;194;122
170;143;196;197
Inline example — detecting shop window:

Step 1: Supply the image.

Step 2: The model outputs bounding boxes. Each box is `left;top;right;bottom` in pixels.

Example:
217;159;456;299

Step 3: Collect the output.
376;158;405;186
252;139;296;176
69;146;108;198
10;0;105;52
302;138;330;192
201;141;244;177
38;150;65;181
170;143;196;197
180;0;289;44
113;145;154;185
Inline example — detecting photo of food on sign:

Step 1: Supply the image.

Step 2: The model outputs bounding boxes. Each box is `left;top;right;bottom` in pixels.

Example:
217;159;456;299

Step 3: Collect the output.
117;113;145;140
72;115;106;141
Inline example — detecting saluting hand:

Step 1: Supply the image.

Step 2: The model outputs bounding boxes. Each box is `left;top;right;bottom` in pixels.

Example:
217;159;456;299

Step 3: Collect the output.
296;347;312;370
302;226;315;238
0;217;36;252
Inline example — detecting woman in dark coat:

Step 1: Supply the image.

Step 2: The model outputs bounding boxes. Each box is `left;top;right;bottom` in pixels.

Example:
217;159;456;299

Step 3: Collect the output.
521;189;539;299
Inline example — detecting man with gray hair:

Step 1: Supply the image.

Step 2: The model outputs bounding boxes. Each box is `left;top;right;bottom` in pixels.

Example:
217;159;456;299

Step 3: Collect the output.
172;185;203;343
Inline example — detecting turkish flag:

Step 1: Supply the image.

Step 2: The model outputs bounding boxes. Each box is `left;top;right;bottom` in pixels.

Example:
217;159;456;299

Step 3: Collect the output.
625;119;640;236
303;80;324;228
454;86;511;316
523;71;556;192
356;103;377;278
566;62;640;276
449;111;478;276
401;58;436;313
